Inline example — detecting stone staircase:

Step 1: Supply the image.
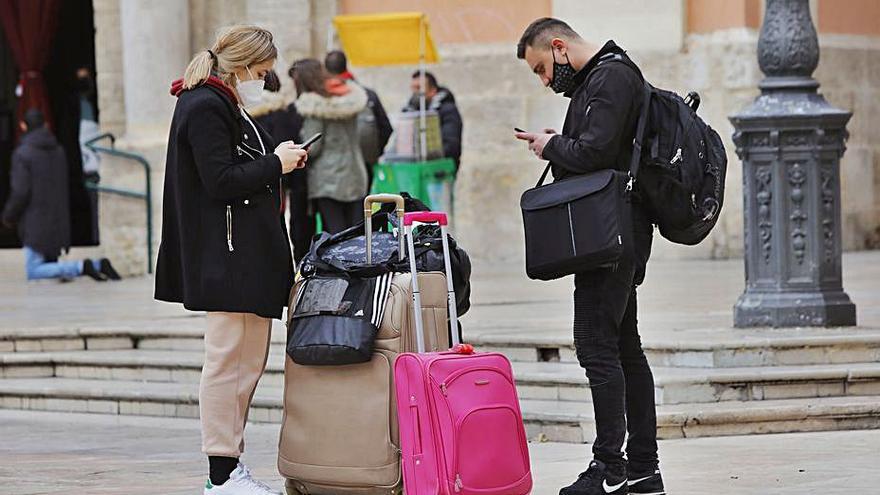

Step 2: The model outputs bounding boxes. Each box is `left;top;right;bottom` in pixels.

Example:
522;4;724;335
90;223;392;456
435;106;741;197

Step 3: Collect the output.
2;324;880;443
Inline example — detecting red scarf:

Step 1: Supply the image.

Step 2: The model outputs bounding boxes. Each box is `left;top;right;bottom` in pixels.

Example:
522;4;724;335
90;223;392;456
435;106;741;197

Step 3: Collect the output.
169;75;237;104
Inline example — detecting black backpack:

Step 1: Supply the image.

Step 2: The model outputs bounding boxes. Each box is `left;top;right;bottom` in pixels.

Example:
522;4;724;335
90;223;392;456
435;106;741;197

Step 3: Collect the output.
609;55;728;245
637;85;727;245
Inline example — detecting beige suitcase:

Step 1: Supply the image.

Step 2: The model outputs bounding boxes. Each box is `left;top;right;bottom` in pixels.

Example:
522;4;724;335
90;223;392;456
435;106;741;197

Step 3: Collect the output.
278;195;450;495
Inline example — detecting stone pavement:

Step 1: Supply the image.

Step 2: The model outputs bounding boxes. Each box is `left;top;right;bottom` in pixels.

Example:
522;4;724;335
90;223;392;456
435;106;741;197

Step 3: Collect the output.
1;409;878;495
2;248;880;492
2;248;879;334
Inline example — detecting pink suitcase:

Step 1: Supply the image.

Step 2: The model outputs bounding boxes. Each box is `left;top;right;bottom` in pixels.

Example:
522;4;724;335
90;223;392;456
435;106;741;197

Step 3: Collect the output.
394;211;533;495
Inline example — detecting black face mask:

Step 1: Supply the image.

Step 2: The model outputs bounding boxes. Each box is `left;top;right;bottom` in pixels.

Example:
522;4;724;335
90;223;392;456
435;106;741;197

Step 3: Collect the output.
550;49;577;94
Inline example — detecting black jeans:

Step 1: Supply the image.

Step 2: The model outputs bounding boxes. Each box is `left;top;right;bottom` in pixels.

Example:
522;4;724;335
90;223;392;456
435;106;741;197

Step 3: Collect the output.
573;203;657;476
314;198;361;235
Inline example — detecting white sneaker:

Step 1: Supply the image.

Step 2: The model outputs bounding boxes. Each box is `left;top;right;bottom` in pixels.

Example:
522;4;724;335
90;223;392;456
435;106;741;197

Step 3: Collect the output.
204;463;281;495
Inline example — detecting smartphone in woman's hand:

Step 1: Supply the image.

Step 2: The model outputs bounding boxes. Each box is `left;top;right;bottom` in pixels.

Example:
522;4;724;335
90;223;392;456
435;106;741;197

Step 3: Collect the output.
299;133;323;150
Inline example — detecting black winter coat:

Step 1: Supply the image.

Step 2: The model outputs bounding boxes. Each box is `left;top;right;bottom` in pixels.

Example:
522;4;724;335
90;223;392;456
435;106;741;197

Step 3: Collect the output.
1;127;71;258
542;41;644;183
364;86;393;158
155;83;293;319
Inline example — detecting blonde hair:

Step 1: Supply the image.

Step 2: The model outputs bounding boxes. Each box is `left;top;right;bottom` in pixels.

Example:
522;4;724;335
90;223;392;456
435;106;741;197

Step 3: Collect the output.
183;25;278;90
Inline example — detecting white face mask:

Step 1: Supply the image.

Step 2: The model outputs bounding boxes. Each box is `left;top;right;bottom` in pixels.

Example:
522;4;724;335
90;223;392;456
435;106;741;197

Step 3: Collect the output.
236;66;265;108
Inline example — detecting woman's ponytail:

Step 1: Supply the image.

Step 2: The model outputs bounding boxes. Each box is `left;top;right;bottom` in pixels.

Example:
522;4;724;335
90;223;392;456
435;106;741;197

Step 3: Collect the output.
183;50;215;89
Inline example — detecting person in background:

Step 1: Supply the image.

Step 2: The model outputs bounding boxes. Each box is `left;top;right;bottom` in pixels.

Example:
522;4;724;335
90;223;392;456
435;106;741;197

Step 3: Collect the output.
1;109;119;282
403;70;463;169
76;67;102;243
289;58;368;234
155;25;307;495
324;50;392;187
251;69;314;265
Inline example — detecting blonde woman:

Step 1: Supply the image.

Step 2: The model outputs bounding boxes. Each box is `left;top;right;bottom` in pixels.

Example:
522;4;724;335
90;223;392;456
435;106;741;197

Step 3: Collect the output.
155;25;305;495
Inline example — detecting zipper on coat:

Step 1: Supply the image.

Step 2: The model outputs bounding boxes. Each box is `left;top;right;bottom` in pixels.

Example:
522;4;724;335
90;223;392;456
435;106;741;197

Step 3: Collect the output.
670;147;683;165
237;145;256;160
226;205;234;252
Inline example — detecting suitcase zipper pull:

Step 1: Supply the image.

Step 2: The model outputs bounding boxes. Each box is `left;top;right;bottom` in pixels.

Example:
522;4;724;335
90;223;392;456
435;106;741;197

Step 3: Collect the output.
454;474;463;493
670;147;683;165
439;383;448;396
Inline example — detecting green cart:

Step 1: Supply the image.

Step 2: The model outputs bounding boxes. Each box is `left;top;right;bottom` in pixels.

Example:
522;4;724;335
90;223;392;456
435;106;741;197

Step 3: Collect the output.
371;158;456;214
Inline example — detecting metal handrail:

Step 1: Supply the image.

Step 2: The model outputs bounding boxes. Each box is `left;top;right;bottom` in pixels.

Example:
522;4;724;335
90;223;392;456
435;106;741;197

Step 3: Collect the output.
84;133;153;274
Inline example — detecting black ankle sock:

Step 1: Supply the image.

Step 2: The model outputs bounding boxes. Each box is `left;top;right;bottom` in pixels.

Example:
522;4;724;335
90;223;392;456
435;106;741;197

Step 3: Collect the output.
208;456;238;485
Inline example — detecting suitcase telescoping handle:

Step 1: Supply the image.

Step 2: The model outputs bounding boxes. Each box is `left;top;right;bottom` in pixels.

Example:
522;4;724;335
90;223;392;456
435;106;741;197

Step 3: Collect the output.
404;211;461;353
363;194;405;263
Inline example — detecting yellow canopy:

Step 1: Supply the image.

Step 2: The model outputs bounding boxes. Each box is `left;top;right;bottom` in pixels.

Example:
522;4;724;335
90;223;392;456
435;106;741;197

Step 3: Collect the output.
332;12;439;67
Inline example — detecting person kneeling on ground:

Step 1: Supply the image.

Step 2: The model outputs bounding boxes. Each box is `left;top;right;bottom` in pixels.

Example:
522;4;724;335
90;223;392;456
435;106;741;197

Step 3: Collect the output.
1;108;120;282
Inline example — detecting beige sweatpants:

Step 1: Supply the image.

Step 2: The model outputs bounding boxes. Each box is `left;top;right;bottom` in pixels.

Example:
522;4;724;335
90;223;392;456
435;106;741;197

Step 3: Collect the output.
200;311;272;457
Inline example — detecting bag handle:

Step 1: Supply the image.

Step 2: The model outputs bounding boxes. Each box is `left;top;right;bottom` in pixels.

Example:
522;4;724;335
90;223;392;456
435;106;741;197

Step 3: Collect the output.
404;212;460;353
535;162;553;188
364;194;405;263
403;211;448;226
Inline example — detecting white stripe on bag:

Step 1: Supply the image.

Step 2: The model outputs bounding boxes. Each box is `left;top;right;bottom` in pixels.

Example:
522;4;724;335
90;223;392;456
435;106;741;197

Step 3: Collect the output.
371;274;386;326
376;273;392;326
373;273;392;327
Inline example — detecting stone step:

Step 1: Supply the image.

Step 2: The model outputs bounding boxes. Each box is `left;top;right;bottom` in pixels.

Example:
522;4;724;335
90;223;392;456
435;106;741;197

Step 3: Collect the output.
0;377;877;443
4;349;880;405
6;325;880;368
470;328;880;367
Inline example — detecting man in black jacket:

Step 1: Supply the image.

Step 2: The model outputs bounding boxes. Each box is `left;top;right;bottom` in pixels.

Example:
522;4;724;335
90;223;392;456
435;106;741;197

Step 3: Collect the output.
403;71;463;169
515;18;664;495
2;109;118;281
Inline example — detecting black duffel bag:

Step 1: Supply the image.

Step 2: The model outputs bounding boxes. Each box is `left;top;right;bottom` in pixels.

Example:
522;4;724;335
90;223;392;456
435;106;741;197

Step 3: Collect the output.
378;193;472;316
521;168;632;280
520;83;650;281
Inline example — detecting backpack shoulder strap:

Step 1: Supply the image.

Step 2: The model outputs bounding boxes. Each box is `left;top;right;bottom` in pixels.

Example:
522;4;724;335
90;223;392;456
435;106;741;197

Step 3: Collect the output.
595;54;652;185
628;82;652;186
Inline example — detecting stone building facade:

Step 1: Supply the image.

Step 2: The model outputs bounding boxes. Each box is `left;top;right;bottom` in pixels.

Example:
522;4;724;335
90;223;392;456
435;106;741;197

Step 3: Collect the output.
91;0;880;274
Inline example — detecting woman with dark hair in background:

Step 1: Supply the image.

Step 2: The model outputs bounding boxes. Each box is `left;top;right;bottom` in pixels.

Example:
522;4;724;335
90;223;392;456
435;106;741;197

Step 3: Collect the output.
289;58;368;234
250;69;314;264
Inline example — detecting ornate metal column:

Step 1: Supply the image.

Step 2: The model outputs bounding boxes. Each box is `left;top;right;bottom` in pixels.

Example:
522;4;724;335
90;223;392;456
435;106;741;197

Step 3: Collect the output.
731;0;856;327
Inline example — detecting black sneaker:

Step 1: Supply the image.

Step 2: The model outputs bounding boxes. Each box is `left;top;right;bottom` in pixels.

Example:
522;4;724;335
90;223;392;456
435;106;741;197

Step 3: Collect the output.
99;258;122;280
560;460;627;495
82;259;108;281
627;469;665;495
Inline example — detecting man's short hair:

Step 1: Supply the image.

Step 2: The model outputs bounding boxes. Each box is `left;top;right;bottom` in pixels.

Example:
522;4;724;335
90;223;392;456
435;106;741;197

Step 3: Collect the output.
23;108;45;131
411;70;438;90
325;50;347;75
517;17;580;59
